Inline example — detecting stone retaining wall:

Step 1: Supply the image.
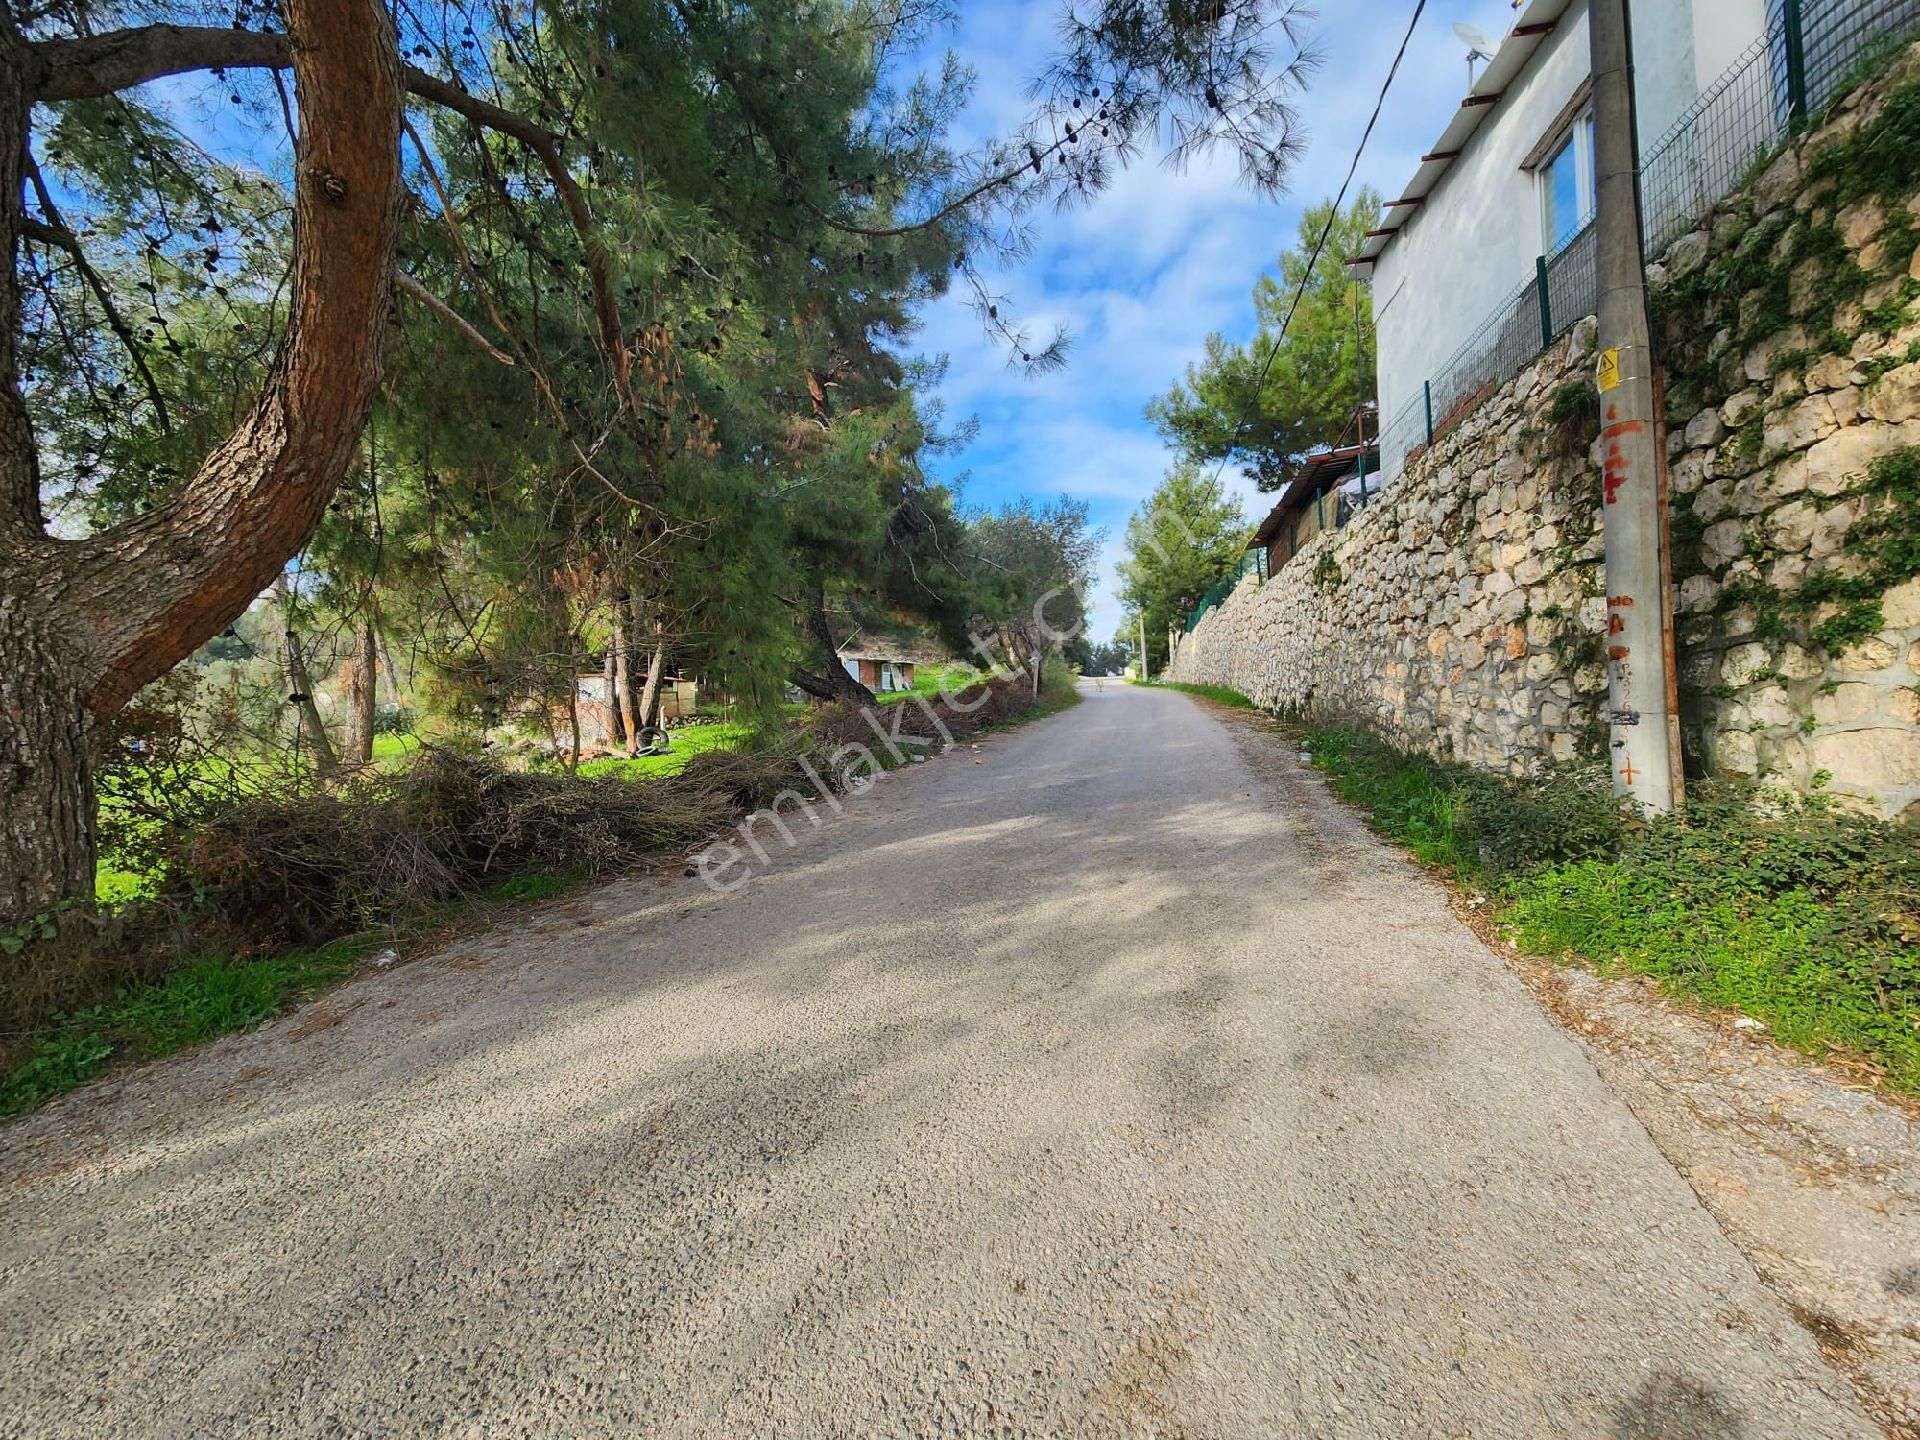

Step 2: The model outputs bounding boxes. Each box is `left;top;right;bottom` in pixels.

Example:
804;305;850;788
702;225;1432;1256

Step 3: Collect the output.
1170;46;1920;822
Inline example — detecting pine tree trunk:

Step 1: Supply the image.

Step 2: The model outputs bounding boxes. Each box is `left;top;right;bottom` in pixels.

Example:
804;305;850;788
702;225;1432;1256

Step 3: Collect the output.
789;582;875;704
603;643;626;749
377;626;403;704
636;625;667;729
0;0;402;927
0;606;96;923
274;581;336;776
343;612;377;766
613;591;642;753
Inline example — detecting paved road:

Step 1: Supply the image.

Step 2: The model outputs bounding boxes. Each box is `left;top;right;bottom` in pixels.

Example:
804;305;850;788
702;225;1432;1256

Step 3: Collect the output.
0;683;1878;1438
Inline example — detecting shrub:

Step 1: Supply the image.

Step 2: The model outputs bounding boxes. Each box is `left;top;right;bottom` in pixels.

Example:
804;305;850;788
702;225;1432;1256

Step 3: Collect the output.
372;702;416;735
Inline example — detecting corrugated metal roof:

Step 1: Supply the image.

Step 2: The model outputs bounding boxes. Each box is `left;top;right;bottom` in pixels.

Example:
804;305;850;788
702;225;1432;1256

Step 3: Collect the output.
1348;0;1576;270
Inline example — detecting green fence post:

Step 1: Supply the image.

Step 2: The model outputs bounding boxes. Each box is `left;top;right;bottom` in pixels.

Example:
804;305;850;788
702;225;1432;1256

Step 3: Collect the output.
1423;380;1434;446
1535;254;1553;349
1783;0;1808;122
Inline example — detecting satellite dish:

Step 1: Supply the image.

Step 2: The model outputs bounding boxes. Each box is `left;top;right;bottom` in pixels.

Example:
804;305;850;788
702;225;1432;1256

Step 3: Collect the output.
1453;20;1500;87
1452;21;1500;60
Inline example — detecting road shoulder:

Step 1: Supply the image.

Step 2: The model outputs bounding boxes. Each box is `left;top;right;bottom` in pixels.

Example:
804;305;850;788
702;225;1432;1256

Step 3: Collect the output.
1211;699;1920;1437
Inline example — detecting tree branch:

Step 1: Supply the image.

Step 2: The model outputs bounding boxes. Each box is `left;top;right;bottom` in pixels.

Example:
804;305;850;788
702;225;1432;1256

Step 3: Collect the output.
38;0;405;718
400;65;630;394
30;25;292;102
19;155;172;432
393;272;516;367
28;26;632;397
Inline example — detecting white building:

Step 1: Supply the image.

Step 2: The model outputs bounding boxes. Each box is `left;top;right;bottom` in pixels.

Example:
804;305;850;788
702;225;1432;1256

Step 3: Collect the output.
1353;0;1767;475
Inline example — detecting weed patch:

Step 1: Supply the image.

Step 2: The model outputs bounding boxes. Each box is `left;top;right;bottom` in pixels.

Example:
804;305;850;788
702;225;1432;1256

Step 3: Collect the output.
0;934;379;1118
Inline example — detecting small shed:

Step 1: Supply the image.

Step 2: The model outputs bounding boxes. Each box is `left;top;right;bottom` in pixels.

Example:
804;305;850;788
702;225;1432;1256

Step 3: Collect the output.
567;674;701;748
1249;441;1381;578
838;650;918;693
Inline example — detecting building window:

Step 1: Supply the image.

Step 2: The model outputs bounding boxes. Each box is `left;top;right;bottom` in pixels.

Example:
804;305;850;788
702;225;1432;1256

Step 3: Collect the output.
1538;112;1595;253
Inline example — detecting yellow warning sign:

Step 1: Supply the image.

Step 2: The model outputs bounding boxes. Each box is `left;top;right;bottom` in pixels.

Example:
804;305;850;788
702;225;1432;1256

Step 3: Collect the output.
1596;347;1621;392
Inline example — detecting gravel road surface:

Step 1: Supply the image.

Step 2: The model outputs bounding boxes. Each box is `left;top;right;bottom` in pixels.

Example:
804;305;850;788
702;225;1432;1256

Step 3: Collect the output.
0;682;1881;1438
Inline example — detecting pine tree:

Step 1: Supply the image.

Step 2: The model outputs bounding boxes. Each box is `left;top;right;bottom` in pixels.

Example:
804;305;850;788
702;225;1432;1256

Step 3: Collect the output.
1117;463;1247;671
1148;190;1380;490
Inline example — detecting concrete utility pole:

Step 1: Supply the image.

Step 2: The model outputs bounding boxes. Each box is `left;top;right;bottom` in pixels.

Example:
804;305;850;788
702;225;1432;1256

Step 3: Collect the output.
1139;614;1150;683
1589;0;1680;815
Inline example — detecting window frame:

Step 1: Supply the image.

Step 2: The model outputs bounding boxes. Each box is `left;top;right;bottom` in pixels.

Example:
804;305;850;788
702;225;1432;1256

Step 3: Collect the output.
1536;111;1596;254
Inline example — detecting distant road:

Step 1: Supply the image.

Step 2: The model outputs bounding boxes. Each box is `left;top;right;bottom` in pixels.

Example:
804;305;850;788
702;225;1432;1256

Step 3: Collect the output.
0;681;1876;1437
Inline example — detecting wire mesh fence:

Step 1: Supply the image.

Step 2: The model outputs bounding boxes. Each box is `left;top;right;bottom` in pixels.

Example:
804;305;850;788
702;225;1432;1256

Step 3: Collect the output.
1376;223;1597;482
1184;550;1263;632
1640;33;1778;254
1790;0;1920;115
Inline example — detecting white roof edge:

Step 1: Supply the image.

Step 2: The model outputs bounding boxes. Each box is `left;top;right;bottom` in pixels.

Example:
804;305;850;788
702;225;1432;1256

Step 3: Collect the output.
1348;0;1577;269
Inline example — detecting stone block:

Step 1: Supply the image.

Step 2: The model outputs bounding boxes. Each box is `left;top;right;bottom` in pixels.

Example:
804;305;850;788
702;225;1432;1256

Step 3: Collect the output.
1715;728;1761;777
1670;449;1708;495
1722;642;1773;688
1678;575;1720;612
1803;355;1858;393
1692;478;1734;521
1881;575;1920;628
1666;229;1711;278
1763;394;1837;453
1720;388;1765;426
1803;419;1920;494
1684;407;1725;448
1809;727;1920;791
1701;519;1746;568
1867;361;1920;423
1752;148;1801;210
1744;685;1797;728
1832;634;1902;673
1839;198;1886;252
1812;682;1876;725
1808;499;1856;559
1778;644;1825;680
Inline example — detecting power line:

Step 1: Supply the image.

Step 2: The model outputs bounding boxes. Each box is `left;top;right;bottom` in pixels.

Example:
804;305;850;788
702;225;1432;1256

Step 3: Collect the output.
1207;0;1429;495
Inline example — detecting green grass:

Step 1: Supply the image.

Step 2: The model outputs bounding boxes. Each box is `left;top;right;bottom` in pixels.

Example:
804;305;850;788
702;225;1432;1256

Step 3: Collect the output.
1502;863;1918;1082
94;866;153;905
0;933;382;1118
370;731;421;768
1290;722;1920;1092
875;661;985;704
480;871;578;904
572;722;749;779
1153;680;1257;708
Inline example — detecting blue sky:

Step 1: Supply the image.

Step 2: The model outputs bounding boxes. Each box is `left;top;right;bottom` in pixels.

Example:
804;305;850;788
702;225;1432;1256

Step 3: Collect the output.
899;0;1516;643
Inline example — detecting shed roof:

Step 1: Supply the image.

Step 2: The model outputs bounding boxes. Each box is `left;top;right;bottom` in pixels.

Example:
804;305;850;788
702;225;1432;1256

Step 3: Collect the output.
1347;0;1575;272
1247;442;1381;548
